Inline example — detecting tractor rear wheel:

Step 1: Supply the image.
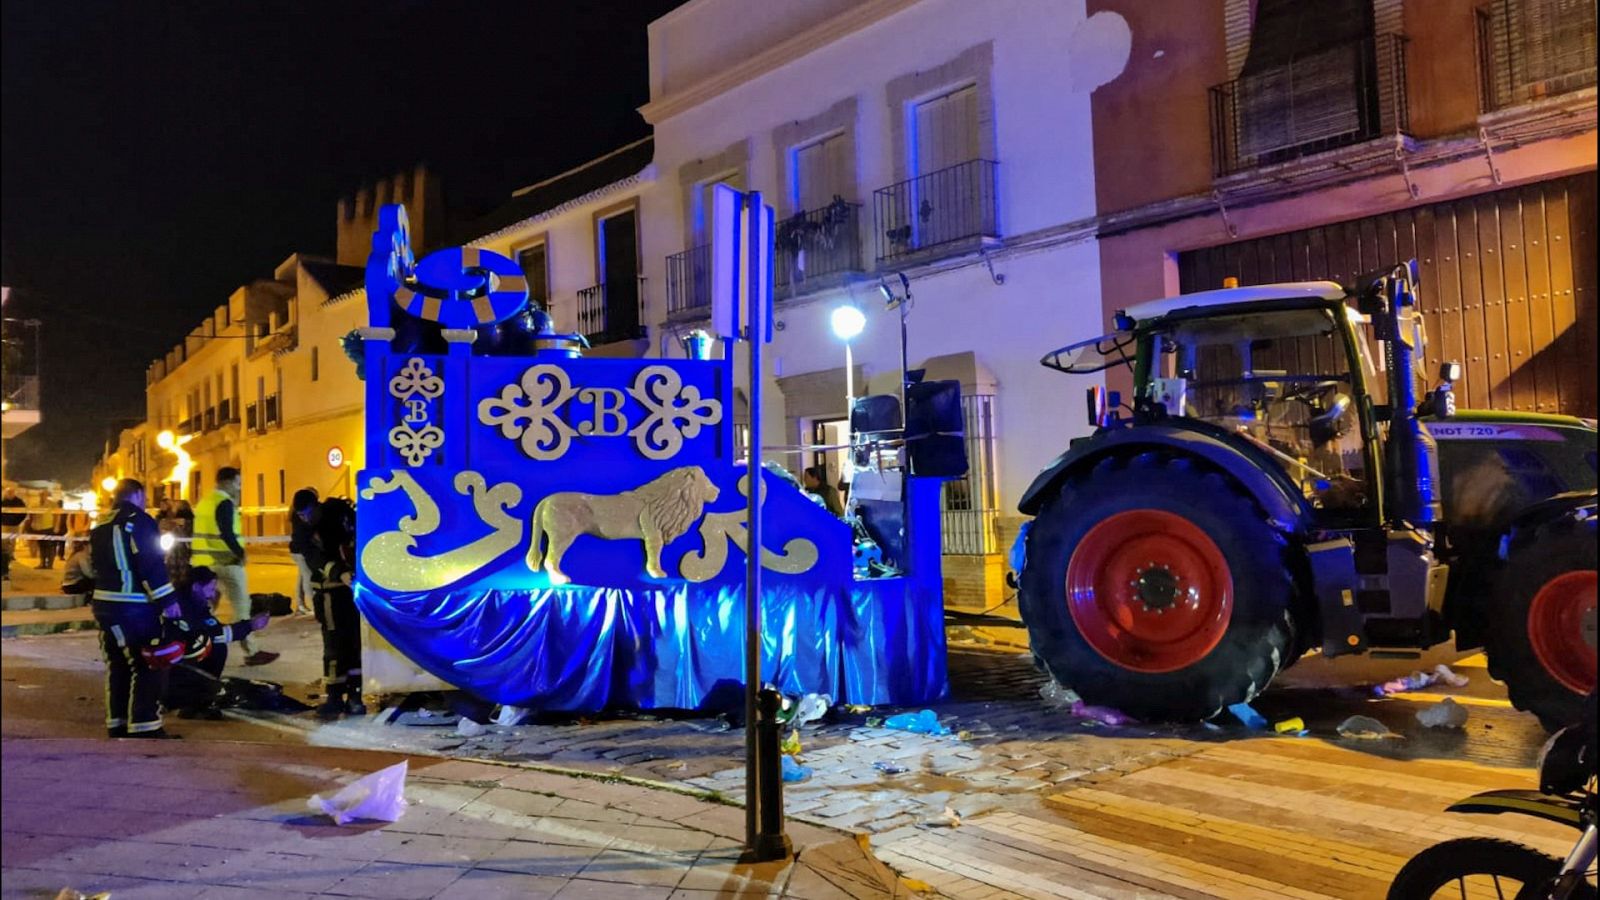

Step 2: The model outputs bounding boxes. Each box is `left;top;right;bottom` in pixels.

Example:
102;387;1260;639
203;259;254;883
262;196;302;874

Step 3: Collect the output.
1019;453;1297;721
1487;511;1597;731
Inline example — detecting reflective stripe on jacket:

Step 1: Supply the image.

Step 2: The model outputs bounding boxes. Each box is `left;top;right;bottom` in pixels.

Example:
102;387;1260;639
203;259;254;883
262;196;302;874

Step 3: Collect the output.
191;489;241;567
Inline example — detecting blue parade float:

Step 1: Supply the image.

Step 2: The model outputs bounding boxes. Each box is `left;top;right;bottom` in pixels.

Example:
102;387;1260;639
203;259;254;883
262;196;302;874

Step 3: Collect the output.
350;205;950;713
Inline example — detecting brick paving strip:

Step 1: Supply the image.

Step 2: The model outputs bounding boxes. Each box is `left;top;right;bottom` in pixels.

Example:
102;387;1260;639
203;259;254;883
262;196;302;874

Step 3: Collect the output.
0;738;917;899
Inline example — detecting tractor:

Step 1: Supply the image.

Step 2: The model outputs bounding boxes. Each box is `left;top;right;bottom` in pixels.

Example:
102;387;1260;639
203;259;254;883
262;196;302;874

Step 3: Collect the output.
1017;262;1597;729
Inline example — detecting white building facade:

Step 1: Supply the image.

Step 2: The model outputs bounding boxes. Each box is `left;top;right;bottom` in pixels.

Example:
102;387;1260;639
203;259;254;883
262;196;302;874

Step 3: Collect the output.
636;0;1120;605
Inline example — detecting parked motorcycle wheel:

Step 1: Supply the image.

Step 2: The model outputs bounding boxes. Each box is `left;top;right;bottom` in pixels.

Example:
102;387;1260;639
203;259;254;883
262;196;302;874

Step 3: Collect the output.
1388;837;1594;900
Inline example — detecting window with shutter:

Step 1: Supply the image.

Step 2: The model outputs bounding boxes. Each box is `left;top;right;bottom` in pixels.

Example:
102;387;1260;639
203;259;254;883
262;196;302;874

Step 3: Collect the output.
792;132;850;212
912;84;980;177
516;243;549;307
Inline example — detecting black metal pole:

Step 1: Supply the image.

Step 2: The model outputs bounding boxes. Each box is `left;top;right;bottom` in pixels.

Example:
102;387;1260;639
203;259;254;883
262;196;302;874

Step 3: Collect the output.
742;191;791;863
744;193;762;856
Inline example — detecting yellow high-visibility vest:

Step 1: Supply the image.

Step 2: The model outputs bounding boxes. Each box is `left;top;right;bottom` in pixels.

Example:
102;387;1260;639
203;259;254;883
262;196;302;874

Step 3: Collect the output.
192;489;242;566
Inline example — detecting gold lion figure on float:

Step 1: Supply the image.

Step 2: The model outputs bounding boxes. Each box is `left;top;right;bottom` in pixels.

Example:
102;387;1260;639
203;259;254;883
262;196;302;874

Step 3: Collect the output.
526;466;721;584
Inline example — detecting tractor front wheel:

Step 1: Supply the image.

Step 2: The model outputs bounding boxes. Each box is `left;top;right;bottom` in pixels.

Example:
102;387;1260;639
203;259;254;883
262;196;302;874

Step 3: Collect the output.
1488;511;1597;731
1019;453;1297;721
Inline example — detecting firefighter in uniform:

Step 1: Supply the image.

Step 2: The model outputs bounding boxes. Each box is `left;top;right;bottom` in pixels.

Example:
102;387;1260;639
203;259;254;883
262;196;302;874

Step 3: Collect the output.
91;479;185;738
310;498;365;719
164;565;272;718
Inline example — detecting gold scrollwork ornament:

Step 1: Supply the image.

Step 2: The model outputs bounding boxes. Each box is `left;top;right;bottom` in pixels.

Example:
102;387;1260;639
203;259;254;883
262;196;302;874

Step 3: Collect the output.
388;423;445;467
359;470;524;593
628;365;723;460
477;364;580;461
389;356;444;402
681;472;819;583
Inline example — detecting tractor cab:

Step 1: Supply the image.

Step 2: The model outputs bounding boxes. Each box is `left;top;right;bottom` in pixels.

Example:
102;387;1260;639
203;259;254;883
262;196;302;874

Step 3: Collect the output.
1044;274;1440;531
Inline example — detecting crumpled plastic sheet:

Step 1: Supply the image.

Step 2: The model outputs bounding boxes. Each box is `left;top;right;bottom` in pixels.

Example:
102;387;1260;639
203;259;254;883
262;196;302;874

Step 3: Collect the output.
309;761;409;825
354;578;947;713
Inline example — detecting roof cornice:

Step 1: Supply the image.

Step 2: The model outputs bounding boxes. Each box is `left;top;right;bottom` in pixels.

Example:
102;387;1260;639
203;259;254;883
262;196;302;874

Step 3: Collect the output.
638;0;920;124
466;164;657;248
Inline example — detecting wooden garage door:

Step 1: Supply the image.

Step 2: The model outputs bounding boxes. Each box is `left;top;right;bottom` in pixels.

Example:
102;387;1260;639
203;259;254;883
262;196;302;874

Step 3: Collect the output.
1177;172;1597;416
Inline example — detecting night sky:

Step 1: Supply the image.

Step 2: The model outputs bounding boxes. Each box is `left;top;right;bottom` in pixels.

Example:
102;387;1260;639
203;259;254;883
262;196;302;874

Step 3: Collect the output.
1;0;684;484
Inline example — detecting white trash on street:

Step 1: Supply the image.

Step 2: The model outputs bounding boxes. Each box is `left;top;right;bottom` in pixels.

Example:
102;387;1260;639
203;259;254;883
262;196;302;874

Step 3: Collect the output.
1415;697;1469;729
308;760;409;825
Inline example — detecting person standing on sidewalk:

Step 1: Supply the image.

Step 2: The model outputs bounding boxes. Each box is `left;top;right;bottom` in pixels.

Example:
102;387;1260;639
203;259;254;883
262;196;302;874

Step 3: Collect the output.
0;485;25;582
192;467;277;666
288;488;319;617
310;497;364;719
91;478;182;739
29;490;60;569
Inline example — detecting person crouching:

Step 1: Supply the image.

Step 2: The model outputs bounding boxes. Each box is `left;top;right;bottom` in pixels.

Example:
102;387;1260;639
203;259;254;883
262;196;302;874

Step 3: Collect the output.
164;566;272;719
310;498;365;719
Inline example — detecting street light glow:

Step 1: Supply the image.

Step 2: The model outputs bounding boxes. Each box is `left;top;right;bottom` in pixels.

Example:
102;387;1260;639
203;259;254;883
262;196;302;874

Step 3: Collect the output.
100;476;118;492
830;304;866;341
156;429;195;494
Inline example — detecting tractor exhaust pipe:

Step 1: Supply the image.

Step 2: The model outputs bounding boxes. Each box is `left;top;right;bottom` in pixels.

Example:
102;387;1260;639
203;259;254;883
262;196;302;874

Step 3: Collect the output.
1367;261;1442;525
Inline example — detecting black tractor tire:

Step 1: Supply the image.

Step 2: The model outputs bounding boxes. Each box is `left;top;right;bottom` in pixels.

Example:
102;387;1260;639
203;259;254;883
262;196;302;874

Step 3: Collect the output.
1018;452;1298;722
1386;837;1591;900
1486;511;1598;731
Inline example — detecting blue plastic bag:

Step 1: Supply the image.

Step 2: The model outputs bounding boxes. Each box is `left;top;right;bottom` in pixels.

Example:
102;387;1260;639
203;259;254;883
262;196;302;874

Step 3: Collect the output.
883;709;949;736
781;755;813;782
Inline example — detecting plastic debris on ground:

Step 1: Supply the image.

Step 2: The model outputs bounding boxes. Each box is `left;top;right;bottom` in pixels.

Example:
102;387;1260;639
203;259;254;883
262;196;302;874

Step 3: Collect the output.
454;718;487;737
780;729;803;756
781;755;812;783
1415;697;1469;728
792;693;831;728
883;709;950;736
1071;701;1137;727
1374;663;1469;697
53;891;110;900
1272;717;1307;735
308;760;409;825
873;761;909;775
492;704;529;727
1336;715;1400;740
844;704;872;714
1226;702;1269;730
1039;681;1080;708
389;709;460;728
923;805;962;828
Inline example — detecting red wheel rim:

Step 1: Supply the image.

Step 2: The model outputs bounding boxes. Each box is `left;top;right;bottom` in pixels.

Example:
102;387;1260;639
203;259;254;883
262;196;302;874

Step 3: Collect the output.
1065;509;1233;673
1527;570;1598;695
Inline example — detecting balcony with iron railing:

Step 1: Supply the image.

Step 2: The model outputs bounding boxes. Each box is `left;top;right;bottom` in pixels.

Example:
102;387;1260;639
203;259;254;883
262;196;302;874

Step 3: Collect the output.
1478;0;1597;112
203;406;217;432
2;318;42;425
245;403;259;432
776;199;864;294
577;278;647;347
1;374;39;414
1209;34;1409;177
874;159;999;264
666;245;712;320
263;394;281;428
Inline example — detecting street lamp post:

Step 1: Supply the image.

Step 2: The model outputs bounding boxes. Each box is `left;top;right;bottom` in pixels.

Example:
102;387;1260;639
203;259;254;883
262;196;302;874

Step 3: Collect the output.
829;304;866;466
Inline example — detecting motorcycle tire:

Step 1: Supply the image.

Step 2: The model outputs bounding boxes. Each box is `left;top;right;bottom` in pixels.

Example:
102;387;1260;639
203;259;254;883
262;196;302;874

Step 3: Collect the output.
1387;837;1594;900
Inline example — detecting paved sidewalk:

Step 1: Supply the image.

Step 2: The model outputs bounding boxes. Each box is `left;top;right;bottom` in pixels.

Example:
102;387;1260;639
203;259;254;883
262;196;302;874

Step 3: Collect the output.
0;739;916;899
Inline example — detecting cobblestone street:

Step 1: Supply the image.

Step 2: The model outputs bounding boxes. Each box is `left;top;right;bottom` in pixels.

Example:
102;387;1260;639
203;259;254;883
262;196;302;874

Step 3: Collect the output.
2;619;1570;897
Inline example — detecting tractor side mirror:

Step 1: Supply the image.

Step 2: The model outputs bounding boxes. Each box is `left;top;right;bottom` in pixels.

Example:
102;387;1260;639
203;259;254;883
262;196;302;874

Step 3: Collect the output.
1439;361;1461;383
1087;385;1106;428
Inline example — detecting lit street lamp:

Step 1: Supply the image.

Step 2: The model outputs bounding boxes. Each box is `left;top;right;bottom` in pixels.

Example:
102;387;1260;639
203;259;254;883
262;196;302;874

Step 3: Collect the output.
830;304;866;475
